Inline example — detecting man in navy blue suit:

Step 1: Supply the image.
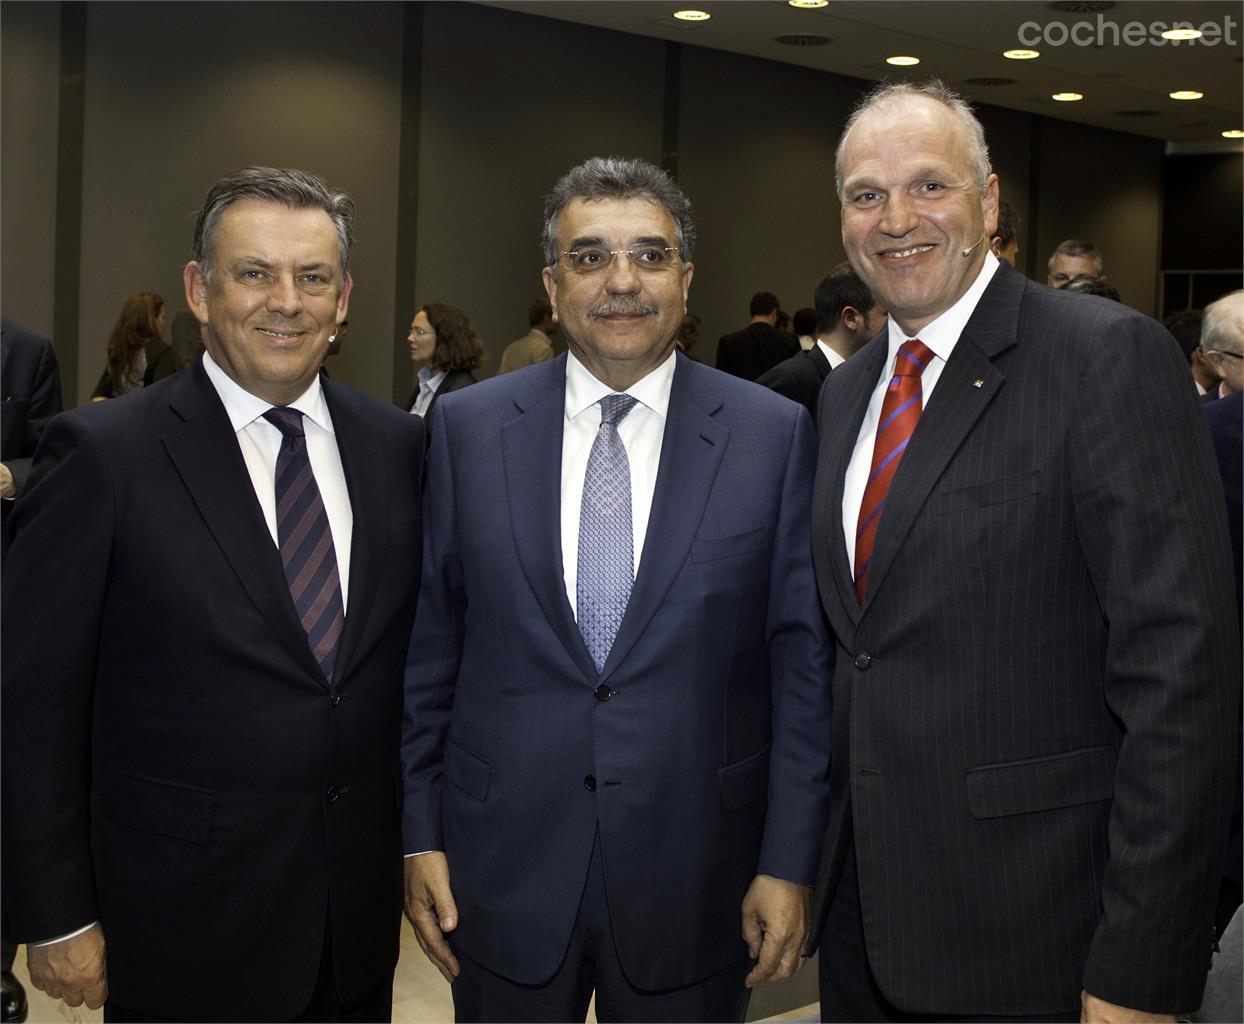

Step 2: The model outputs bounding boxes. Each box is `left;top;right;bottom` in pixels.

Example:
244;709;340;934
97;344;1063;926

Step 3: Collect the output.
401;157;831;1022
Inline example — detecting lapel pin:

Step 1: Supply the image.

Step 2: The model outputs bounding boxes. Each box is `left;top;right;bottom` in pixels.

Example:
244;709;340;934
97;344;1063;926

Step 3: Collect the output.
972;378;984;389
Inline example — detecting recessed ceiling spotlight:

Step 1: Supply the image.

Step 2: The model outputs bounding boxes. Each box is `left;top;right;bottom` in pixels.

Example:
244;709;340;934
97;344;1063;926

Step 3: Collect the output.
1170;90;1204;100
1052;92;1083;102
885;56;920;66
787;0;829;7
673;9;710;21
1004;49;1041;60
1222;129;1244;139
1161;27;1202;41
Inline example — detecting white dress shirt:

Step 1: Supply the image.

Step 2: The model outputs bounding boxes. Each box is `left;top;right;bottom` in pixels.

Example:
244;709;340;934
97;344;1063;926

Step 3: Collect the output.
203;352;353;610
411;366;447;417
842;252;1000;576
560;349;675;616
816;338;848;373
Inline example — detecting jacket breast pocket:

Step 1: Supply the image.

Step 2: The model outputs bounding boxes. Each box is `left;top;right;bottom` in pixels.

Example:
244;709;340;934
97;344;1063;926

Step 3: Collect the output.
444;738;492;802
965;745;1114;819
931;469;1042;515
99;769;216;845
691;524;770;564
719;744;770;811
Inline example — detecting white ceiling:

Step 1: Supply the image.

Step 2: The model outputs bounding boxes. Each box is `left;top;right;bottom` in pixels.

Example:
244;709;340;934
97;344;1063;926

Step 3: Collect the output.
475;0;1243;146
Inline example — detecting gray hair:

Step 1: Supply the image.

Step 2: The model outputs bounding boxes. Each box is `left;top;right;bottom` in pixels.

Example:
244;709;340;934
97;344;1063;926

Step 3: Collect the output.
834;79;992;200
1047;238;1103;276
542;156;696;269
1202;290;1244;354
191;166;356;276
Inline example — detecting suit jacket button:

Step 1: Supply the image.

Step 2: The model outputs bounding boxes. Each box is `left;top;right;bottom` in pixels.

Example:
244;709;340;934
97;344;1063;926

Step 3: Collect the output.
594;684;613;702
325;786;339;803
583;774;596;791
330;692;343;706
854;653;871;670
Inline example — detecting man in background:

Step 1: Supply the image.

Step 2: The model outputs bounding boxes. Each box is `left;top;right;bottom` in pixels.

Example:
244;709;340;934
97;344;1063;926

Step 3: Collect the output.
1201;290;1244;399
716;290;797;380
1046;237;1104;288
989;199;1019;266
498;297;558;374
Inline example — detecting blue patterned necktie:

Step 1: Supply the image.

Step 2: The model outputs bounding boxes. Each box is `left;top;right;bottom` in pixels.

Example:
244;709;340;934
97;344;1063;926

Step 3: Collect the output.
263;407;345;681
577;393;638;673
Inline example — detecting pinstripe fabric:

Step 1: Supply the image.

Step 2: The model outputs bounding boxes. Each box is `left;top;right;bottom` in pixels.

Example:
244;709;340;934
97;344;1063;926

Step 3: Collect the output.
807;265;1241;1016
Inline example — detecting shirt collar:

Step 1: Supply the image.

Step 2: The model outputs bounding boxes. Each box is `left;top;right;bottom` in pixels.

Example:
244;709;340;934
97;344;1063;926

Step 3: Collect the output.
565;347;676;423
816;339;847;371
885;250;1000;365
418;366;448;392
202;350;335;435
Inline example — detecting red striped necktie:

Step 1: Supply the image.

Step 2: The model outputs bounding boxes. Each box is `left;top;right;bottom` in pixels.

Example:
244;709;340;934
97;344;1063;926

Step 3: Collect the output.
854;338;935;603
263;407;345;680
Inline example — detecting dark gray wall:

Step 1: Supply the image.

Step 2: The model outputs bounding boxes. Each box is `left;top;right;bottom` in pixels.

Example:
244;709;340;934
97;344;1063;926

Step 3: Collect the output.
2;0;1173;410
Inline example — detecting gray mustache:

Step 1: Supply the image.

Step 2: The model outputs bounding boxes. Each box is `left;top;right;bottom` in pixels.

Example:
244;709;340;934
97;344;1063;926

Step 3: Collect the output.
588;300;658;319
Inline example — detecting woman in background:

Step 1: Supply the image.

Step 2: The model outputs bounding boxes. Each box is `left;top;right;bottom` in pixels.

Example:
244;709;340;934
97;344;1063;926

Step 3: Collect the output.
91;291;183;400
406;302;483;418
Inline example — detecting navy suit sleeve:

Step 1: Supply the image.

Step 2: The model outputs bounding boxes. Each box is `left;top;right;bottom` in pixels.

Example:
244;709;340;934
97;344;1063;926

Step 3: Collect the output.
2;412;109;939
400;399;463;854
756;405;833;885
1072;314;1240;1011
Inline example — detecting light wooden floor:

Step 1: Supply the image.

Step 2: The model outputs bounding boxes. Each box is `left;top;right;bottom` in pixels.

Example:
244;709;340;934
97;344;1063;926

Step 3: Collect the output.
12;924;818;1023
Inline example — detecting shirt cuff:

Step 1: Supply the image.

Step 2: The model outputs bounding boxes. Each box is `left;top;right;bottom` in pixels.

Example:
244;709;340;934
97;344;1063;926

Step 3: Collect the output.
28;922;97;947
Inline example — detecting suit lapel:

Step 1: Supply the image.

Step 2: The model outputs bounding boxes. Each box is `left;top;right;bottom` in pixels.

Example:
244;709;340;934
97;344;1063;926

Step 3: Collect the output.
323;377;385;683
809;345;831;381
600;356;728;682
501;359;600;682
162;362;326;683
860;266;1023;613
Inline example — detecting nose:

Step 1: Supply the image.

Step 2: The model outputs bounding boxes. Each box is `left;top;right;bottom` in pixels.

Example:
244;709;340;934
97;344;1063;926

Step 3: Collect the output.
266;274;302;317
878;192;918;238
604;252;641;293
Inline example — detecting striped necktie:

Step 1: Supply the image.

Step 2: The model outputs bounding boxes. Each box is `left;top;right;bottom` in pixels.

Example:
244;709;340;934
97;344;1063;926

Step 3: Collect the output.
854;338;935;603
263;407;345;680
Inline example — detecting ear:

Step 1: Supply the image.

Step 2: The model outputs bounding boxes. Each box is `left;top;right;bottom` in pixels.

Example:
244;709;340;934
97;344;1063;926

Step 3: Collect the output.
982;174;1000;238
680;262;695;312
841;305;862;331
183;262;209;323
542;266;559;322
337;272;354;321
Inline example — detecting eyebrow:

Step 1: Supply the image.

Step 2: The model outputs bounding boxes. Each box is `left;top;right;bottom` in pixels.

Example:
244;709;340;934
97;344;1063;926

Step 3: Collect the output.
566;234;672;249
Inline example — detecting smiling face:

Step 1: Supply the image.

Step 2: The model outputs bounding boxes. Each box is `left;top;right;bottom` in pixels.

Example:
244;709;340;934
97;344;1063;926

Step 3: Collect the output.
839;96;998;337
183;199;350;405
542;197;693;391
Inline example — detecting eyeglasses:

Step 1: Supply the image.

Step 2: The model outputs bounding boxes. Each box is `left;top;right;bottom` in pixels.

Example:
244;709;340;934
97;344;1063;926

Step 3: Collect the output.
1207;349;1243;360
559;245;680;275
410;327;436;338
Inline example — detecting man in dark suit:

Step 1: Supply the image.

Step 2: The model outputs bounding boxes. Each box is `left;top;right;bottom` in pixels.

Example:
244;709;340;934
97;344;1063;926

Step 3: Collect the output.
1200;290;1244;402
756;264;885;420
0;320;62;534
808;81;1238;1022
715;290;797;381
2;167;425;1021
401;157;831;1022
0;320;60;1024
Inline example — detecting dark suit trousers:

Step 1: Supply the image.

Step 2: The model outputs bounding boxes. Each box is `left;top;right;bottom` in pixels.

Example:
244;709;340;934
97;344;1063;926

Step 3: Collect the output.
453;831;751;1023
819;835;1077;1023
104;919;393;1023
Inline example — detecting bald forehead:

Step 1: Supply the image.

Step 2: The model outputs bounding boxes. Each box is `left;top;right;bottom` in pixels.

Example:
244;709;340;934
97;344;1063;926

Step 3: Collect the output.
845;96;967;155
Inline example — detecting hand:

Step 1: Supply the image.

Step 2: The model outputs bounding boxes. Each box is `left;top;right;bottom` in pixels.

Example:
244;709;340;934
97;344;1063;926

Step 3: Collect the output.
26;923;107;1009
1081;990;1176;1023
741;874;809;987
404;853;461;983
0;463;13;499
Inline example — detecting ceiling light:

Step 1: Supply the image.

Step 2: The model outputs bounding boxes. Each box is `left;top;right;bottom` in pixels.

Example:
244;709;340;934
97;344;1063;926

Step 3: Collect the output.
1003;49;1040;60
1169;90;1204;101
673;9;710;21
885;56;920;66
1223;130;1244;139
1052;92;1083;102
787;0;828;7
1161;27;1202;41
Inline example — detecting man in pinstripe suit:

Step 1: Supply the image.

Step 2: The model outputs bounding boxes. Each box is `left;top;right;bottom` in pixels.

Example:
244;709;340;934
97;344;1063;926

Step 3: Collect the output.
807;80;1239;1022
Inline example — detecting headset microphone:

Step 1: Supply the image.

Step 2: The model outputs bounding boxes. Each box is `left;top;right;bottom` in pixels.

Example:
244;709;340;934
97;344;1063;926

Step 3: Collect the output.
962;234;987;257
